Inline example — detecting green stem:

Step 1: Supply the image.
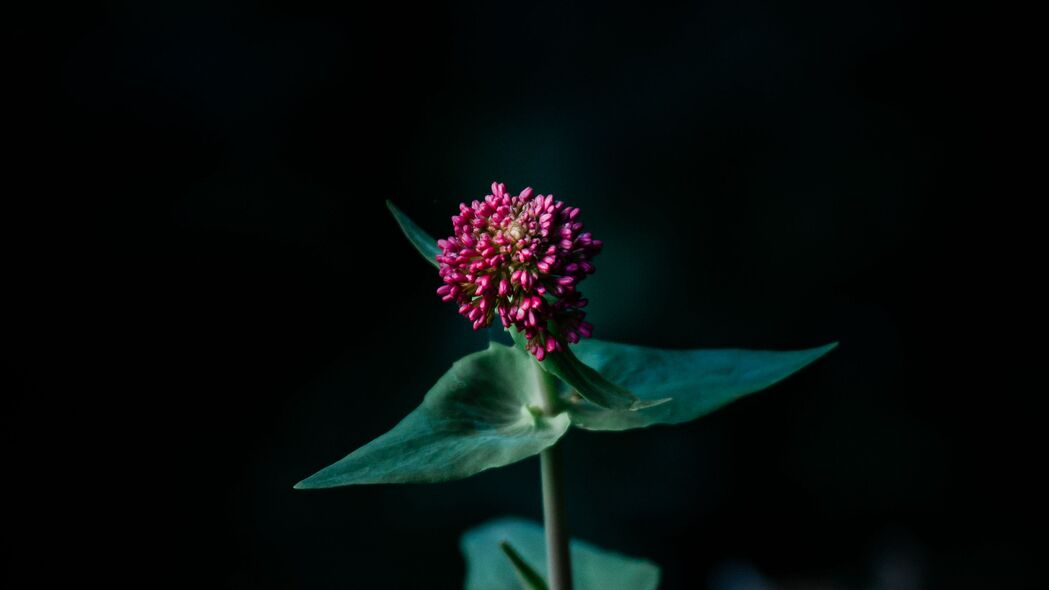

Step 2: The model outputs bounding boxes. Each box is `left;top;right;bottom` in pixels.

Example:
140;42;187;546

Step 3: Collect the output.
538;368;572;590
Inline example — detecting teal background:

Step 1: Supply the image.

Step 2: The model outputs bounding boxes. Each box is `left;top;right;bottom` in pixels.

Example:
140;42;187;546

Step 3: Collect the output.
10;1;1029;588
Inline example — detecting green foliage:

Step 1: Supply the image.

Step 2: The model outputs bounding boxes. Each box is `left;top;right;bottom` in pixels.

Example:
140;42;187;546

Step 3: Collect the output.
566;340;838;431
508;328;666;411
294;204;838;488
462;518;661;590
386;200;441;268
500;541;549;590
295;343;569;488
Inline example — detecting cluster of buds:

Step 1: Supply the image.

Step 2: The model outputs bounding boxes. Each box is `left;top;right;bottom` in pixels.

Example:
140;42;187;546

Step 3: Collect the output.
436;182;602;359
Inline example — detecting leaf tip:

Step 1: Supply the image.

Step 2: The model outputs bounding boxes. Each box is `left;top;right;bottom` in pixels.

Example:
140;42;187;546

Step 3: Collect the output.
386;199;408;223
815;341;839;356
293;470;336;490
385;199;442;269
293;476;317;490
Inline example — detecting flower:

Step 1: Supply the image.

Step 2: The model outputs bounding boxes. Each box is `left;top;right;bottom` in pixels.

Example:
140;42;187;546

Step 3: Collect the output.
436;182;602;360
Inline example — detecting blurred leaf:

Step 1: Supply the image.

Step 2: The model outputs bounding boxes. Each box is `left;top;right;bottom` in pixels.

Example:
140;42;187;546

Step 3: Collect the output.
295;344;570;488
386;200;440;269
508;328;663;411
500;541;549;590
462;517;661;590
567;340;838;431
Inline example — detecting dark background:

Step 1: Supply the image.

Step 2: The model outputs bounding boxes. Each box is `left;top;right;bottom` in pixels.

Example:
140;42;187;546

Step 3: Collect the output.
11;1;1035;588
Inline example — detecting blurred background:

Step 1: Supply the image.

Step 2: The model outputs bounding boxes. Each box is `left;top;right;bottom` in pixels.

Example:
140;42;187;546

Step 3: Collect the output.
11;1;1034;588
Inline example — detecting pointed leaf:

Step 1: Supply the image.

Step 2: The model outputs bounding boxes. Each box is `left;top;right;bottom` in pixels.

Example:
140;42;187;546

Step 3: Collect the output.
386;200;440;268
567;340;838;431
500;541;549;590
508;328;662;411
295;344;570;488
462;517;661;590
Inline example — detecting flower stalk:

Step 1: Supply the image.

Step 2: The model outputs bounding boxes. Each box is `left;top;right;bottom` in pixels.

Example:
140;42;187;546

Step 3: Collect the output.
538;363;572;590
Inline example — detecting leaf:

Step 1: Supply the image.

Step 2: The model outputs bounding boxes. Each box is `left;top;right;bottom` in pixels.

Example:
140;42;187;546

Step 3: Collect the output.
500;541;549;590
386;200;441;269
462;517;661;590
566;340;838;431
294;343;570;488
508;328;664;411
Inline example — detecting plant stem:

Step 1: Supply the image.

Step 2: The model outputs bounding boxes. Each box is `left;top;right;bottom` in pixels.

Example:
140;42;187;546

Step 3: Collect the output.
538;369;572;590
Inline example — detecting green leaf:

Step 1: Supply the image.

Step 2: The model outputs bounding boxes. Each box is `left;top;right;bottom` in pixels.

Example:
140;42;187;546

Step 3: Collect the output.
566;340;838;431
462;517;661;590
294;343;570;488
500;541;549;590
508;328;663;411
386;200;440;269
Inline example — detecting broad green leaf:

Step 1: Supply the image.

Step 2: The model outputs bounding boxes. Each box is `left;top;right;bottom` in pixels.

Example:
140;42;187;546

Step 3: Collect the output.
566;340;838;431
508;328;664;411
294;343;570;488
462;517;661;590
500;541;549;590
386;200;440;268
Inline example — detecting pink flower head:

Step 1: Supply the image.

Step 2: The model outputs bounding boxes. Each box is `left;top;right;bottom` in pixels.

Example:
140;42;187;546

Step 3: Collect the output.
436;182;602;360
